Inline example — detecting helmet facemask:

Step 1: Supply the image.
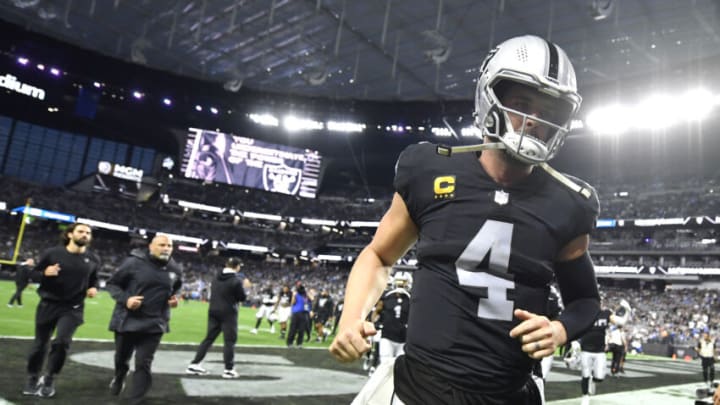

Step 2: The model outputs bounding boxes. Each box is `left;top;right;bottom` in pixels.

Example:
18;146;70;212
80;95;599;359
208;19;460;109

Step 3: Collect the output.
481;79;575;165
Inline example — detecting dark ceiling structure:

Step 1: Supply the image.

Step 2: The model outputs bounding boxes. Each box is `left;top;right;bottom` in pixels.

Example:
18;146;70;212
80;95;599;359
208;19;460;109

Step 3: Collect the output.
2;0;720;103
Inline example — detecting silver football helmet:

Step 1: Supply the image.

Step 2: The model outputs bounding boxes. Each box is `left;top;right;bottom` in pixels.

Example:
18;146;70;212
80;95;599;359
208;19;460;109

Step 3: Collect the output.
473;35;582;165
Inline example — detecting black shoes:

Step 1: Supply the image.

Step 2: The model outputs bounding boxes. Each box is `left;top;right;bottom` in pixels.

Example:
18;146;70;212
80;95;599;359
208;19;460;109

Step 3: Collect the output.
38;375;55;398
109;372;127;396
23;375;55;397
22;375;40;396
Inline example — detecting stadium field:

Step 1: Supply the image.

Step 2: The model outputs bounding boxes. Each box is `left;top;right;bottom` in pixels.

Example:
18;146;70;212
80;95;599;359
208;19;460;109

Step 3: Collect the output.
0;281;710;404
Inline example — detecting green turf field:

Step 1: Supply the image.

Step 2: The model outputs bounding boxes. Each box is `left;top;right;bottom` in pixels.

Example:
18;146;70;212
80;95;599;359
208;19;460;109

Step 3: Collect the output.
0;280;329;347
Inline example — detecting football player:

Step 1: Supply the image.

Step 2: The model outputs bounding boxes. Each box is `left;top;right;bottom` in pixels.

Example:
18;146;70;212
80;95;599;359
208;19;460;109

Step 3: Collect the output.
578;306;610;405
250;286;277;334
312;290;335;342
375;271;412;366
330;34;600;405
578;300;627;405
272;285;293;339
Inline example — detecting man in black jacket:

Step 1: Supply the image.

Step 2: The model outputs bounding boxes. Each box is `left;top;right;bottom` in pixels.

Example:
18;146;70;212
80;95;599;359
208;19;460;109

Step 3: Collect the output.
8;257;35;307
106;234;182;403
23;223;101;398
186;257;251;378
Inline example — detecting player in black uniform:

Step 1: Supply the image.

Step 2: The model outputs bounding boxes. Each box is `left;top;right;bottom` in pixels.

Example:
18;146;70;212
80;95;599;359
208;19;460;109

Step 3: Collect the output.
8;257;34;307
312;290;335;342
578;307;612;405
330;34;601;405
187;257;251;378
23;223;101;398
376;272;411;366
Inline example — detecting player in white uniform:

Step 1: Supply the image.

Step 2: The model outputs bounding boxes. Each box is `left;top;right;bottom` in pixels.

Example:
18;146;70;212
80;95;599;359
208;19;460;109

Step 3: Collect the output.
250;287;277;334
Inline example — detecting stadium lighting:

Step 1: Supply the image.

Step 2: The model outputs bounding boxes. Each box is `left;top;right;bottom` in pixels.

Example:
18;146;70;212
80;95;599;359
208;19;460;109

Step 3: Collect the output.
249;113;279;127
225;242;269;253
178;200;224;213
162;97;172;106
586;104;631;136
242;211;283;221
36;64;45;71
49;67;61;76
588;87;720;135
431;127;452;137
327;121;366;133
93;81;102;88
210;107;219;115
461;126;482;137
678;88;714;121
195;105;202;112
301;218;338;226
17;57;29;65
636;94;676;130
348;220;380;228
132;90;144;100
317;254;343;262
283;115;324;131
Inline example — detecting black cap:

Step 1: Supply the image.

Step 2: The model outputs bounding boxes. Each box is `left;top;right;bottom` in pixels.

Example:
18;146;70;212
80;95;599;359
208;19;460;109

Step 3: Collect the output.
226;257;243;268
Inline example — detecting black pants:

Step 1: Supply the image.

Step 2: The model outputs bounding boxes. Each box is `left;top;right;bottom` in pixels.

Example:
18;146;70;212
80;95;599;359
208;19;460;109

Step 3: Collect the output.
191;312;238;370
27;300;84;376
286;311;308;347
609;343;624;374
702;356;716;383
114;331;163;403
394;354;542;405
8;283;27;306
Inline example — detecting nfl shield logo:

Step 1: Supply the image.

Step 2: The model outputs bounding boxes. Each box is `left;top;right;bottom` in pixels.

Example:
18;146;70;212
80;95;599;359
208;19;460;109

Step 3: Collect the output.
494;190;509;205
262;164;302;195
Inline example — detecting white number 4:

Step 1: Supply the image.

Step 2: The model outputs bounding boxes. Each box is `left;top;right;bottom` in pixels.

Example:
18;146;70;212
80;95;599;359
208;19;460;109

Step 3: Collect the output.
455;220;515;321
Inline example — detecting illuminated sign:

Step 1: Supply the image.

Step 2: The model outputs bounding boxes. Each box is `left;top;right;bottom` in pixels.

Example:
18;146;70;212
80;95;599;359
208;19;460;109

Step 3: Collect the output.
98;161;144;182
181;128;322;198
12;206;75;223
0;73;46;100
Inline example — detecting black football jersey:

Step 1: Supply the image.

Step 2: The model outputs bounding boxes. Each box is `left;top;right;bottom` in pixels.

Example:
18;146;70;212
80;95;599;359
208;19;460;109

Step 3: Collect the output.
380;289;411;343
580;309;612;352
394;142;599;393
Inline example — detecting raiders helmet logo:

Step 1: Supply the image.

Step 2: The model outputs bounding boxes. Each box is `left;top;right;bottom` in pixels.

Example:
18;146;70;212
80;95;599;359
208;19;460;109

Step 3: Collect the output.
262;164;302;195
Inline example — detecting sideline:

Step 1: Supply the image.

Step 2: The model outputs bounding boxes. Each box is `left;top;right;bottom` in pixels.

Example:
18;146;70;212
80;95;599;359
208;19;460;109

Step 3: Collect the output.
547;382;704;405
0;335;329;350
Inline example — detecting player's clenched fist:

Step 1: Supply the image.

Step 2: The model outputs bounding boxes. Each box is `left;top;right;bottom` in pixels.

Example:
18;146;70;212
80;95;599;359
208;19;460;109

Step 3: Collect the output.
329;319;376;362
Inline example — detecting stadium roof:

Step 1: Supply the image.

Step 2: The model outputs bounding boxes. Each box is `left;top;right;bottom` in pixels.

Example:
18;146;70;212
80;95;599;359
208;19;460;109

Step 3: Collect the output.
2;0;720;102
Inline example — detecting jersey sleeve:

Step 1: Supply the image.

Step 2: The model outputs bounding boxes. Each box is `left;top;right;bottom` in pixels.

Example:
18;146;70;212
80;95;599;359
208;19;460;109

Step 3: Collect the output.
566;175;600;237
393;142;434;223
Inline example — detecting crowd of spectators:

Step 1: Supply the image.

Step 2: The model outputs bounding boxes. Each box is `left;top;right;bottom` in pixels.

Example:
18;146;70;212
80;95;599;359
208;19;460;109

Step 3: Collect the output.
602;285;720;355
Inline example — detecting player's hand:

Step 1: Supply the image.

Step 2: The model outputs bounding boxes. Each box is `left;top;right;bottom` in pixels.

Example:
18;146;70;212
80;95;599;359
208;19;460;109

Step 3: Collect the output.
242;278;252;289
713;385;720;405
44;263;61;277
86;287;98;298
329;319;376;363
509;309;567;360
126;296;144;310
168;295;178;308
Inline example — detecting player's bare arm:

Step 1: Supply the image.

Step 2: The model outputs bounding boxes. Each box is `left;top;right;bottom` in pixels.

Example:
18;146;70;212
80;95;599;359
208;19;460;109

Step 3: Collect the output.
329;193;418;363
